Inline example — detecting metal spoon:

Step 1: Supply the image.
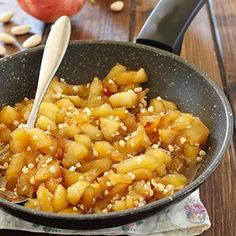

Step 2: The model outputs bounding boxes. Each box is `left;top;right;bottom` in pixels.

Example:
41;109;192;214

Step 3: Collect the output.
0;16;71;203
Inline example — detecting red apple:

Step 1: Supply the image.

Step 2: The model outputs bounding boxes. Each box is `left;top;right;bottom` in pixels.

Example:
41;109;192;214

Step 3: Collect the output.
17;0;86;23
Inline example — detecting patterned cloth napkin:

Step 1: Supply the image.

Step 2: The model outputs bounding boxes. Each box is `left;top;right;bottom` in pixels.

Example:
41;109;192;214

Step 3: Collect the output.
0;190;210;235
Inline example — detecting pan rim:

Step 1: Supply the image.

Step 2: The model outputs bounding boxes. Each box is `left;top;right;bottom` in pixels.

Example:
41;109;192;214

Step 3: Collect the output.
0;40;233;226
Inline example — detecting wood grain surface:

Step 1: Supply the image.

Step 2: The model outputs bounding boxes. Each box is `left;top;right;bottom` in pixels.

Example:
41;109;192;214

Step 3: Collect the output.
0;0;236;235
208;0;236;127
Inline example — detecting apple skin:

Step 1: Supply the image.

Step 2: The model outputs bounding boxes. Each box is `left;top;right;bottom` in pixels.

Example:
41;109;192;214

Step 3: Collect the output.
17;0;86;23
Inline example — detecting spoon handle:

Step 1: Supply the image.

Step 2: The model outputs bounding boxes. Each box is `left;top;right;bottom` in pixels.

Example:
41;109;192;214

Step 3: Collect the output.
26;16;71;127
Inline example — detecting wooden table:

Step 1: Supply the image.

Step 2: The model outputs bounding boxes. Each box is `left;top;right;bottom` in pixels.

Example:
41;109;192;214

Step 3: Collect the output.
0;0;236;235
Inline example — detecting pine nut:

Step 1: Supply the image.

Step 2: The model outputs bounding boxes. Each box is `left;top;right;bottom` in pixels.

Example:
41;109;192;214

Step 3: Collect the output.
11;25;31;35
0;11;14;23
0;33;16;44
22;35;42;48
110;1;124;12
0;45;6;56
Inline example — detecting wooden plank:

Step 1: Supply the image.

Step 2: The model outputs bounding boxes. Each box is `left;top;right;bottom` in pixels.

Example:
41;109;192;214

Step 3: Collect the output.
70;0;131;41
0;0;45;56
208;0;236;85
208;0;236;126
181;6;222;86
181;5;236;236
130;1;236;236
205;1;236;235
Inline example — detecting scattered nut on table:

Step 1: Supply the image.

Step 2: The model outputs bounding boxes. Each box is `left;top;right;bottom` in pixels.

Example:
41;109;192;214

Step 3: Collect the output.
110;1;124;12
0;11;14;23
11;25;31;35
22;35;42;48
0;45;6;56
89;0;96;5
0;33;16;44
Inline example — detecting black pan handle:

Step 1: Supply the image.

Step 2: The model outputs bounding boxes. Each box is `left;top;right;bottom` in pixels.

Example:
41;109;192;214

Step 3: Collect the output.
136;0;206;55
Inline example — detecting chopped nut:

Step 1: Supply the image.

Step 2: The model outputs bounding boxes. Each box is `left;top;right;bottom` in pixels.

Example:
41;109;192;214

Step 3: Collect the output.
102;208;108;213
3;162;8;169
196;156;203;162
180;137;187;144
13;120;20;126
165;184;174;193
199;150;206;156
156;183;165;192
69;166;76;172
119;140;125;147
75;162;81;168
83;107;91;116
49;166;56;173
30;176;35;185
152;144;159;149
28;163;34;169
134;87;142;93
108;79;115;84
128;172;136;180
72;86;78;91
93;149;98;157
148;106;154;112
22;166;29;174
45;157;53;164
168;145;174;152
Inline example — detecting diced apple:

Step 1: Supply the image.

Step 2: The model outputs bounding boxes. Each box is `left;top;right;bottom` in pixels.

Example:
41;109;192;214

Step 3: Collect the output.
56;98;75;109
158;129;179;145
63;140;89;168
80;123;103;141
52;185;69;212
37;185;53;212
87;77;103;107
74;134;91;149
113;68;148;85
105;63;127;81
116;154;158;174
100;118;120;140
109;90;138;108
183;117;209;145
0;106;19;126
67;180;89;205
39;102;58;123
37;115;58;133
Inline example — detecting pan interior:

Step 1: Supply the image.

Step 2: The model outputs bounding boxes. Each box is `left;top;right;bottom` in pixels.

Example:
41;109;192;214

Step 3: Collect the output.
0;41;232;224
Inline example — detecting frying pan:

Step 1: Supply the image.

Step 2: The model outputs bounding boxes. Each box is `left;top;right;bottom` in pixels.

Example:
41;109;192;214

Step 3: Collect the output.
0;0;233;230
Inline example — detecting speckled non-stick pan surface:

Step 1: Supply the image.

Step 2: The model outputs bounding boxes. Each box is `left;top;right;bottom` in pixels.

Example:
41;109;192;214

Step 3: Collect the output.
0;41;233;229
